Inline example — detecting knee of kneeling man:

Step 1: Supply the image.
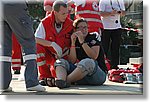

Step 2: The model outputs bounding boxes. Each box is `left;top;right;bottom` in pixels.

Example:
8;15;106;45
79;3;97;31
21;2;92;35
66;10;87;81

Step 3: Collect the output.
77;58;96;75
54;59;69;71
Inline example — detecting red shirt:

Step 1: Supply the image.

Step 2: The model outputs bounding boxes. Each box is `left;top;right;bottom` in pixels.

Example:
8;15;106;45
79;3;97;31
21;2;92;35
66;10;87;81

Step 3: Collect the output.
75;0;103;32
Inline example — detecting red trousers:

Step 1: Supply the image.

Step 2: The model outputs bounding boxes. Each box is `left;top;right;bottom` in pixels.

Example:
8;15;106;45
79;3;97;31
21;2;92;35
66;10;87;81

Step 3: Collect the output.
36;44;56;80
12;33;22;70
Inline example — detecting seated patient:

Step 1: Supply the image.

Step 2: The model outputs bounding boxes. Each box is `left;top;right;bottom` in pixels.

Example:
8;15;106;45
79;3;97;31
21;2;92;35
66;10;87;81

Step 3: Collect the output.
54;18;107;89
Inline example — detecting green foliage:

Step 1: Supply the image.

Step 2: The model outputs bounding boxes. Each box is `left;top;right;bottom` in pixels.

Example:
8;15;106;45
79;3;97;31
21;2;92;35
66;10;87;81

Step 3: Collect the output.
28;2;45;19
27;2;46;31
120;16;138;45
121;16;136;28
120;16;142;64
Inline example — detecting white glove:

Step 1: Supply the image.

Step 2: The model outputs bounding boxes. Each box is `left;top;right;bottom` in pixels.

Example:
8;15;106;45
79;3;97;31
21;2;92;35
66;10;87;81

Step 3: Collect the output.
50;42;62;58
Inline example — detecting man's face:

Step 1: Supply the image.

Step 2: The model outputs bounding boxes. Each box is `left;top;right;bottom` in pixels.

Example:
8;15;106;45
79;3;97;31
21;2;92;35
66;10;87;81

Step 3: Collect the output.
55;6;68;23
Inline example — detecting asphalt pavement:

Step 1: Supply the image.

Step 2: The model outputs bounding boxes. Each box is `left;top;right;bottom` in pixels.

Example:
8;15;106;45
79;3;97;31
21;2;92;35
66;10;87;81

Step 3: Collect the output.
1;66;143;95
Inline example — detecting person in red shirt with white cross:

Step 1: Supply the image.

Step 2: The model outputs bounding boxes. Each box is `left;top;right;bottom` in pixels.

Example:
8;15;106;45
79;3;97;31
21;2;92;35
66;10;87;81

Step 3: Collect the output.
68;0;103;34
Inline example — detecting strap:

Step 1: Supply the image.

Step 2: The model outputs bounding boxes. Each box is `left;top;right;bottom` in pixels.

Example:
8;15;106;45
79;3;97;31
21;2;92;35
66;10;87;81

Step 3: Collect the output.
44;77;56;87
110;0;122;11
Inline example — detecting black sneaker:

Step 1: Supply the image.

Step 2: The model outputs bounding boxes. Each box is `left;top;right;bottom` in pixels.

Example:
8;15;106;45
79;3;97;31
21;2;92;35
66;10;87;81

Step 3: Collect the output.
55;80;70;89
39;80;47;86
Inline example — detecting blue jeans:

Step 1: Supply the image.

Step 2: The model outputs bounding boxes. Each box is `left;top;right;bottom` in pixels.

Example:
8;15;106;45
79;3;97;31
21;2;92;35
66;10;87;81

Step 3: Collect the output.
67;61;106;85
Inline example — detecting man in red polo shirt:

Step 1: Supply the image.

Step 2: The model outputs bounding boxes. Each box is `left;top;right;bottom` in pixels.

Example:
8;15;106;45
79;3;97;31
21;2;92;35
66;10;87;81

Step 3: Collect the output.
35;0;73;86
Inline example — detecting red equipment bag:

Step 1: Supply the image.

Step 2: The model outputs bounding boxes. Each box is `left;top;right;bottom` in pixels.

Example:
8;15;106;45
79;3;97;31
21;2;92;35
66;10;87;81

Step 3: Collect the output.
108;68;140;83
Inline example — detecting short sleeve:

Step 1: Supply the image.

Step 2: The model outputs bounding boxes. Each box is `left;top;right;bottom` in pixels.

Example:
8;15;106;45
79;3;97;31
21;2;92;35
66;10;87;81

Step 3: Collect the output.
88;32;101;47
35;22;46;39
94;32;101;45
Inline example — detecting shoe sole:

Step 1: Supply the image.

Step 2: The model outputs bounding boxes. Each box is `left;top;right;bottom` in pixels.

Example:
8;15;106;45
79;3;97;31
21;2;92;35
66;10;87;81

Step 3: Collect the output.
55;80;70;89
26;88;46;92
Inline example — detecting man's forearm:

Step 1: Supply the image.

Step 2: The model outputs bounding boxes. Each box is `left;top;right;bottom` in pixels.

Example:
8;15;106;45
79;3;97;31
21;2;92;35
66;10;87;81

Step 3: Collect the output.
35;37;52;47
100;11;113;17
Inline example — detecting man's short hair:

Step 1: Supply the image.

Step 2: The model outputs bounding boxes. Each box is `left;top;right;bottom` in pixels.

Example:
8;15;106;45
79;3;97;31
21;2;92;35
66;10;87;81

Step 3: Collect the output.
52;0;67;12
